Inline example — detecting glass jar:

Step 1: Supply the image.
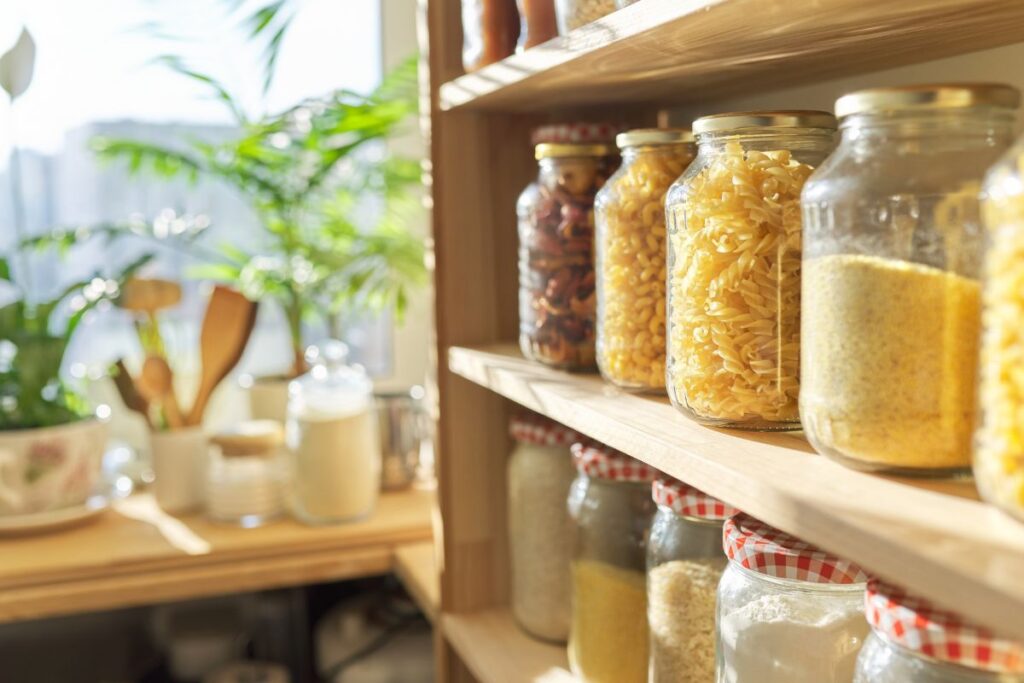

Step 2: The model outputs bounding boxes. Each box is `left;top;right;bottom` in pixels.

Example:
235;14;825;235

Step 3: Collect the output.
717;514;869;683
517;0;557;49
206;421;287;526
801;84;1020;475
855;580;1024;682
595;129;695;393
518;133;618;370
286;341;381;524
975;132;1024;520
462;0;520;72
665;111;836;430
647;478;737;683
554;0;616;32
508;413;578;643
568;442;656;683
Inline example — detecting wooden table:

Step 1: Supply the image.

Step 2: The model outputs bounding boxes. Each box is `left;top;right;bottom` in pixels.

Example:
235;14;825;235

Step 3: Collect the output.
0;488;435;624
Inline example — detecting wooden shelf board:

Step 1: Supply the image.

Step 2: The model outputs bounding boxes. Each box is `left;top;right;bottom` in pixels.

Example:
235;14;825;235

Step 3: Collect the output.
395;540;440;623
0;489;434;624
439;0;1024;111
449;344;1024;638
443;608;572;683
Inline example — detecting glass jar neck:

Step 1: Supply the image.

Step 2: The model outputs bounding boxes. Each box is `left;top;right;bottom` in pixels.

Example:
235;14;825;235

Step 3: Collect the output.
696;127;835;153
871;631;1010;681
621;142;694;162
538;154;603;169
729;560;866;594
840;109;1015;145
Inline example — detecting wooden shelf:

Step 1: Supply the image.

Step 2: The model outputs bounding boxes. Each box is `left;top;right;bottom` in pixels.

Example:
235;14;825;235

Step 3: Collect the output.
394;540;440;623
443;609;571;683
439;0;1024;111
0;489;434;624
448;343;1024;639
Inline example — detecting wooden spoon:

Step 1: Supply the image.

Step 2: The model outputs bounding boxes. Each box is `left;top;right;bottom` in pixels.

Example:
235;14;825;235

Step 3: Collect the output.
111;358;153;429
138;356;184;429
186;286;258;426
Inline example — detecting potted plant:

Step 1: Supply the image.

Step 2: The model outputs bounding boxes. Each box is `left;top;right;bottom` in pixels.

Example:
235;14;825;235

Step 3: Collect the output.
92;55;427;421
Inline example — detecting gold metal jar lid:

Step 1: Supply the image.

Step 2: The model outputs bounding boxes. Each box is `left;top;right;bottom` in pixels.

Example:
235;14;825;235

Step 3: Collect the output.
212;420;284;458
835;83;1021;118
616;128;694;148
693;110;837;134
535;143;616;159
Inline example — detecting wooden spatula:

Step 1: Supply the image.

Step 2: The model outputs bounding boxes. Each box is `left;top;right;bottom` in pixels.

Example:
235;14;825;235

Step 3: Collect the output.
137;356;184;429
186;286;258;426
111;358;153;429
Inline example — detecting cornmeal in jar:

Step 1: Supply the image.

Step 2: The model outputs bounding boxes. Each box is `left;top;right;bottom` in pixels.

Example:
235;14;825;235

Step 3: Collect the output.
596;133;693;392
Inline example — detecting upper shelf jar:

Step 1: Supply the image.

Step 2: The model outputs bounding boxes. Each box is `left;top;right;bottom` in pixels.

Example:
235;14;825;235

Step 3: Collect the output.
518;123;620;370
801;83;1020;475
595;128;695;393
665;111;836;430
554;0;616;32
462;0;520;72
517;0;558;49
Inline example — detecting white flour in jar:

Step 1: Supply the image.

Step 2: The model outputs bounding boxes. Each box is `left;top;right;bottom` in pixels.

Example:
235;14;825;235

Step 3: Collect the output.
718;592;869;683
289;408;381;522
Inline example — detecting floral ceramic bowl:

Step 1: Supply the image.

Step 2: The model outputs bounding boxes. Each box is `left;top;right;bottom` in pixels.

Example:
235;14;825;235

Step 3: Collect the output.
0;419;107;516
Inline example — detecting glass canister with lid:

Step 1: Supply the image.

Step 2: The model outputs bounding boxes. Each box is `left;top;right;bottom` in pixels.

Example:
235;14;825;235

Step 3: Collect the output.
286;341;381;524
461;0;520;72
801;83;1020;475
665;111;837;430
568;441;656;683
855;580;1024;682
648;478;738;683
508;412;578;643
206;420;287;527
553;0;615;33
974;132;1024;521
518;123;620;370
717;514;870;683
595;128;695;393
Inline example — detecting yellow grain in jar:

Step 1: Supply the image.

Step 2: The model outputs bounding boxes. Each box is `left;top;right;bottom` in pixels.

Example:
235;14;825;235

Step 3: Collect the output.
595;129;695;392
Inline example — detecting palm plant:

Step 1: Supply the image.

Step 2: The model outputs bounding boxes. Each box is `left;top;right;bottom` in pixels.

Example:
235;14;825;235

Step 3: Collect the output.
92;53;426;377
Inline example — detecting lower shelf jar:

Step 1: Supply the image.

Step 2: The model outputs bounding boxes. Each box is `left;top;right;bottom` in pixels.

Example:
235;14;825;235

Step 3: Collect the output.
855;580;1024;682
717;514;870;683
568;441;656;683
647;478;737;683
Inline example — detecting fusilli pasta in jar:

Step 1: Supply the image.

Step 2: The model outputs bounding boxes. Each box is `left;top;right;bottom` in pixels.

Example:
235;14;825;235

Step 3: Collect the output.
665;111;836;430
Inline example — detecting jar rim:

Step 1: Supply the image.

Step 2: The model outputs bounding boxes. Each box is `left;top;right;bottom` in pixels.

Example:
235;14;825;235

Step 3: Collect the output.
692;110;837;134
835;83;1021;118
616;128;694;148
730;561;867;592
535;142;616;159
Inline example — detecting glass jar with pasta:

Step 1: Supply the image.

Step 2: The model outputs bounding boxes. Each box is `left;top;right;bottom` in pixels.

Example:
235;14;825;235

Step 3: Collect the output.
665;111;836;430
801;84;1019;474
595;129;695;392
975;129;1024;519
518;127;619;370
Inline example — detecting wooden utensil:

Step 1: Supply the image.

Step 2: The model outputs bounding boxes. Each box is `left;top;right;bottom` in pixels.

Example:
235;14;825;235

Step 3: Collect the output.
138;356;184;429
120;278;181;357
111;358;153;429
186;286;258;426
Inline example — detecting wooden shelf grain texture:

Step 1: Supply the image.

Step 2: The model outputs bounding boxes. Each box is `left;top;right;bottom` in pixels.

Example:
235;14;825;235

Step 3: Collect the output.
0;489;434;624
440;0;1024;111
449;344;1024;639
443;609;572;683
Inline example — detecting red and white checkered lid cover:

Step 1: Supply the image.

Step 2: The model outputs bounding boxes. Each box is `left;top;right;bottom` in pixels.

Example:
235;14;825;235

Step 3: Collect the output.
652;478;739;520
722;513;869;584
865;580;1024;673
531;122;624;145
509;413;578;447
570;441;657;483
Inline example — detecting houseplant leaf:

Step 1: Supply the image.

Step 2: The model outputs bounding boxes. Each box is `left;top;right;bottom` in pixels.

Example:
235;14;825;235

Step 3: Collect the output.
0;28;36;100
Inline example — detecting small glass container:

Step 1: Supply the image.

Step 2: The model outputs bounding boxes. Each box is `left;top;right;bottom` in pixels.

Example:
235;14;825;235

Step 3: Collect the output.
665;111;836;430
567;441;656;683
286;341;381;525
647;478;737;683
206;421;287;527
462;0;520;72
518;124;620;370
517;0;558;49
595;128;695;393
508;413;578;643
801;83;1020;475
717;514;869;683
855;580;1024;682
554;0;616;32
975;132;1024;521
